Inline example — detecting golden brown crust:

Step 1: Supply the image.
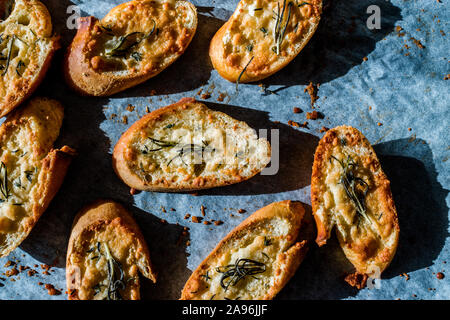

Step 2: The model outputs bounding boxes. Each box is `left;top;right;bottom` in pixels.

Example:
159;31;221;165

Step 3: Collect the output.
311;125;399;277
64;0;197;96
66;200;156;300
181;200;308;300
112;97;271;192
209;0;322;83
0;0;60;117
0;97;75;257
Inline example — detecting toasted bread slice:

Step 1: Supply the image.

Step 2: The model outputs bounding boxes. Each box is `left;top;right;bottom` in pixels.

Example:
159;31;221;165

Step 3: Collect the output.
64;0;197;96
181;200;308;300
112;98;271;192
0;97;75;257
66;200;156;300
209;0;322;83
311;126;399;279
0;0;60;117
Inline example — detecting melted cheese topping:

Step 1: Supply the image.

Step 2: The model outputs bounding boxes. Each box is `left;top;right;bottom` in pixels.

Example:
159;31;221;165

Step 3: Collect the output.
67;220;142;300
0;0;55;108
220;0;321;75
193;218;291;300
87;0;196;74
126;102;270;188
315;131;398;274
0;98;63;253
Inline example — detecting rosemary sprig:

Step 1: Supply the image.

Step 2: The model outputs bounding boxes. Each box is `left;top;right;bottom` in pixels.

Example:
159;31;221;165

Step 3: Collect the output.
273;1;293;55
216;258;266;291
105;19;156;57
2;35;14;76
167;140;214;166
0;162;10;200
103;243;126;300
236;56;254;92
16;60;25;76
330;155;371;224
141;137;178;154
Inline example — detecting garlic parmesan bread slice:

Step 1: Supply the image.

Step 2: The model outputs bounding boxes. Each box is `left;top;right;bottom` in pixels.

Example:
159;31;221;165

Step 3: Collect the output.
0;97;75;257
66;200;156;300
64;0;197;96
0;0;60;117
181;200;308;300
209;0;322;83
112;98;271;192
311;126;399;281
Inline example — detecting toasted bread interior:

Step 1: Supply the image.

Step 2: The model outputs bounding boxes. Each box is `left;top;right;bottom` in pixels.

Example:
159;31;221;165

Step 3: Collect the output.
182;201;307;300
84;0;196;75
0;98;64;256
67;218;152;300
211;0;322;82
312;126;399;276
117;99;270;190
0;0;57;116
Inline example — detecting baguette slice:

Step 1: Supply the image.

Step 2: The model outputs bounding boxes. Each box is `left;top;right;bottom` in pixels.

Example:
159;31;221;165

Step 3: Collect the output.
112;98;271;192
0;0;60;117
209;0;322;83
311;126;399;282
181;200;308;300
66;200;156;300
0;97;75;257
64;0;197;96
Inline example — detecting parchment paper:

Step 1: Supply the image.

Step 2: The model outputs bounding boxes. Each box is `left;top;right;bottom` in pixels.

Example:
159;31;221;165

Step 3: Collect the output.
0;0;448;300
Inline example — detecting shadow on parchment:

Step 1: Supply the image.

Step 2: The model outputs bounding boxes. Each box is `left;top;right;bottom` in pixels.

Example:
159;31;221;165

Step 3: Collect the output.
121;205;190;300
374;139;449;279
196;101;320;196
258;0;402;90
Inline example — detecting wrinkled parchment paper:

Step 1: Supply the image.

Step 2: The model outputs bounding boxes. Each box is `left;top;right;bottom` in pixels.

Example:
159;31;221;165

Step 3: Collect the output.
0;0;448;300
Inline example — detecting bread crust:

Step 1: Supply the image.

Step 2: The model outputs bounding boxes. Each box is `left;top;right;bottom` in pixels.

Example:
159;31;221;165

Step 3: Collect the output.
112;97;271;192
209;0;322;83
311;125;399;277
66;200;156;300
64;0;197;96
0;97;75;257
181;200;308;300
0;0;60;117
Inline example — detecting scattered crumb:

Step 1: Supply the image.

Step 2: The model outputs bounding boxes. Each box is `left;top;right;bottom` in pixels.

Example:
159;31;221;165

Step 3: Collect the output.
214;220;224;226
237;209;246;214
217;92;227;102
191;216;202;223
4;261;14;268
126;104;135;112
45;284;61;296
436;272;445;280
293;107;302;114
130;188;139;195
150;90;157;96
410;37;425;49
306;110;323;120
146;107;150;113
377;122;383;126
122;115;128;125
203;221;211;225
184;214;191;219
288;120;300;127
363;57;368;61
27;269;37;277
320;126;329;133
201;93;211;100
304;82;319;106
444;74;450;80
5;268;18;277
344;272;368;290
